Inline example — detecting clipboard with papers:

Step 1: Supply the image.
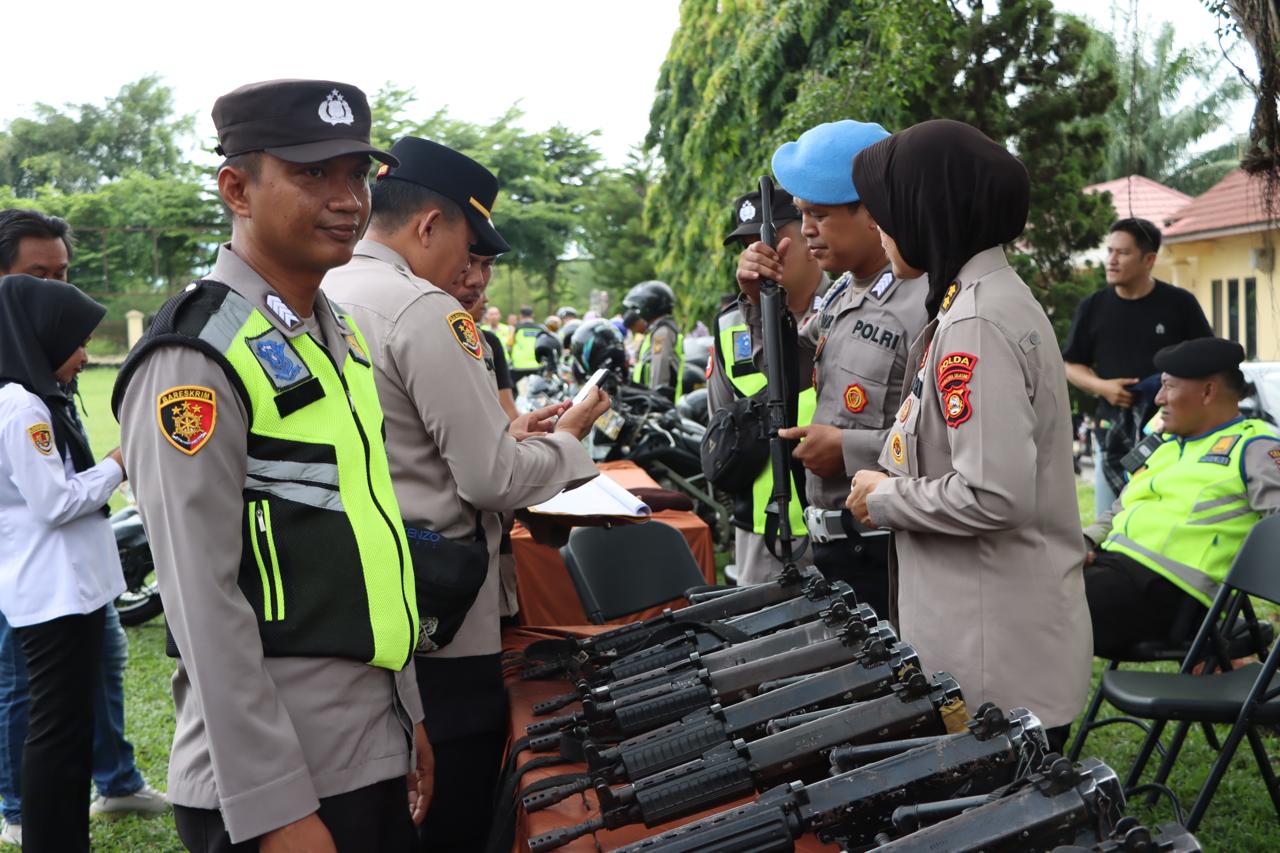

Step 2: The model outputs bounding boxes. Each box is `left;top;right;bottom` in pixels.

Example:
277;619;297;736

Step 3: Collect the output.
526;474;652;524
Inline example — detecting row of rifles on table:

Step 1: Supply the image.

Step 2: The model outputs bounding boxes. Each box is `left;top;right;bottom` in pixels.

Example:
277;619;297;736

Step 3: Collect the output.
512;568;1200;853
505;179;1200;853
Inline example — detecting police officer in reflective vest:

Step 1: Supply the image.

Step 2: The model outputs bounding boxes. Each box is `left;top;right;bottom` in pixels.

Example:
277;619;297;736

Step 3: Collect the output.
113;80;429;851
736;121;928;616
708;187;828;584
1084;338;1280;656
624;280;685;401
509;305;548;382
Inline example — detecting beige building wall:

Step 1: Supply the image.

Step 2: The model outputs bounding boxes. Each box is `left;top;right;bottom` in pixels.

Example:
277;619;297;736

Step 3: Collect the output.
1165;229;1280;361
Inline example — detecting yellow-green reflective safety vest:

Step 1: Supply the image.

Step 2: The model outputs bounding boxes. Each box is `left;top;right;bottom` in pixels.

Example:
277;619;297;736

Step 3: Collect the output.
116;286;419;670
1101;417;1272;607
632;319;685;399
490;323;514;358
510;323;543;370
717;308;814;535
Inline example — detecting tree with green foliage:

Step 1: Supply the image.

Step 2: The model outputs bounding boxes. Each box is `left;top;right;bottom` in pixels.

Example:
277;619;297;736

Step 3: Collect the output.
1087;20;1246;192
0;76;197;195
645;0;1117;331
370;89;602;312
579;148;659;298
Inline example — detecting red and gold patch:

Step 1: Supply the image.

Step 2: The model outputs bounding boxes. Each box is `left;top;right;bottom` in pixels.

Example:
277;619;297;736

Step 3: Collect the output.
704;358;713;380
26;423;53;455
447;310;483;360
157;386;216;456
844;383;867;414
1269;448;1280;469
890;431;906;466
937;351;978;429
897;397;912;424
940;281;961;313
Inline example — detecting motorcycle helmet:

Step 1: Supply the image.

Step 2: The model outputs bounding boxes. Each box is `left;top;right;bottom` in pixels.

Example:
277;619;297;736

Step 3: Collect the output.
570;318;627;383
534;330;563;366
621;280;675;330
560;318;583;350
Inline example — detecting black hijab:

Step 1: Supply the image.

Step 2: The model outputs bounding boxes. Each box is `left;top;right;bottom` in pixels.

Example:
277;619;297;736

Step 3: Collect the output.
0;274;106;472
853;119;1030;318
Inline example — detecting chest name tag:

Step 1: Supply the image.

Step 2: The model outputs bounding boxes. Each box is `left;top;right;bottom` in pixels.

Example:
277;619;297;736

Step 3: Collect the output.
732;329;752;362
246;329;313;391
851;318;902;351
1200;433;1241;465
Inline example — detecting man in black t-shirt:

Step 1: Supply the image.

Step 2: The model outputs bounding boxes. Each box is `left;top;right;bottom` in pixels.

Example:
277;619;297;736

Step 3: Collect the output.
1063;218;1212;517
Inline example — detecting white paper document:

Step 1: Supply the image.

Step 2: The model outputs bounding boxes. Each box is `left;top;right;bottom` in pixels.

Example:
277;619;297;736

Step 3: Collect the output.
527;475;652;518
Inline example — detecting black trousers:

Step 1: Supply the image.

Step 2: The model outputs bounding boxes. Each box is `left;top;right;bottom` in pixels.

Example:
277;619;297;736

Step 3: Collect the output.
173;777;415;853
812;534;891;620
1085;550;1206;659
415;654;509;853
15;607;105;853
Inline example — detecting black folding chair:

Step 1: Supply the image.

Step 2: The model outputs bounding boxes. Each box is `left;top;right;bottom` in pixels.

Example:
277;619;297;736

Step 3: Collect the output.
1097;514;1280;830
560;521;708;624
1067;596;1271;761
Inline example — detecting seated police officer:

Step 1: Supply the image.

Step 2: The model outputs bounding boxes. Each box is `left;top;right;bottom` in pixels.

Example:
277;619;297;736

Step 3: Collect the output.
1084;337;1280;657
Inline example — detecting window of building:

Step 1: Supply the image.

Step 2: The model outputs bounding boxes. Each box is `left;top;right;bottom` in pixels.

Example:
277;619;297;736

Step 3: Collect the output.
1228;277;1240;343
1245;276;1257;360
1211;279;1222;335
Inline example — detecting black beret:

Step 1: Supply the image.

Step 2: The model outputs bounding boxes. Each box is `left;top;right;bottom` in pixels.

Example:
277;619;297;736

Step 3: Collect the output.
1153;337;1245;379
212;79;396;166
723;187;800;246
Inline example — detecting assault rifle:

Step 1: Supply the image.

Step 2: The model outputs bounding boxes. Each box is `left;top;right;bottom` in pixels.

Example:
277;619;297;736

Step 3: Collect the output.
519;565;825;679
533;603;877;716
607;705;1045;853
526;674;965;852
524;640;920;813
525;619;897;741
872;756;1126;851
1052;820;1202;853
578;577;857;687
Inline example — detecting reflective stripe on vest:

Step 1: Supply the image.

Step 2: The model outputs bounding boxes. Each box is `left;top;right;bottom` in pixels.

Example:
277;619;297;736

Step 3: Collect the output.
214;295;418;669
718;310;813;534
510;325;542;369
632;320;685;399
1102;418;1272;607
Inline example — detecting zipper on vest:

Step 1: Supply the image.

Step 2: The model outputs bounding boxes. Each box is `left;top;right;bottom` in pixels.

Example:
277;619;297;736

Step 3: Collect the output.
322;349;415;665
249;501;281;622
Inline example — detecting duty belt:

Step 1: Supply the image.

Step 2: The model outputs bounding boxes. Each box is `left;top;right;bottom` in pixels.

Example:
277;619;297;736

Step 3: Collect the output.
804;507;888;544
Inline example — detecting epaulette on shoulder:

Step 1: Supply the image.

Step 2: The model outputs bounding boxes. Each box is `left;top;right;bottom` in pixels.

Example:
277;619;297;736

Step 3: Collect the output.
819;273;852;312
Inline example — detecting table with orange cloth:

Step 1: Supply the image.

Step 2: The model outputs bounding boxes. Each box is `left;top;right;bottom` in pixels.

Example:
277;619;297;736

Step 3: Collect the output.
504;627;840;853
511;460;716;626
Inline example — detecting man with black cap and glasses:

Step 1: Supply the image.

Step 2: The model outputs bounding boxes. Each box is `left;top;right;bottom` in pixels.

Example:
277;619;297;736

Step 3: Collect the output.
1083;337;1280;656
114;80;429;852
321;137;607;853
707;185;825;584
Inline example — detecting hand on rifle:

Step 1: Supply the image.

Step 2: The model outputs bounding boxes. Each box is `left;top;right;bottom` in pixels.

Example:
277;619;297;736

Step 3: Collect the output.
779;424;845;479
736;238;791;304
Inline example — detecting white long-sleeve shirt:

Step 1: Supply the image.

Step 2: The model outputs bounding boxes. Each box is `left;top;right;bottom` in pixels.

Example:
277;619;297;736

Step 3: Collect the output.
0;383;124;626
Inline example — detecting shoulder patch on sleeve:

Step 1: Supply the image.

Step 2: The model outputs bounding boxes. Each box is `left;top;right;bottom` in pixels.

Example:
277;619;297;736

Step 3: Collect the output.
447;310;484;360
157;386;217;455
26;423;53;455
937;352;978;428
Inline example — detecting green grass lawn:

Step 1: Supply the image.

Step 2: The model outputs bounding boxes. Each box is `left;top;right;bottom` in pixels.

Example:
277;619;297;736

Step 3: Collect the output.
72;368;1279;850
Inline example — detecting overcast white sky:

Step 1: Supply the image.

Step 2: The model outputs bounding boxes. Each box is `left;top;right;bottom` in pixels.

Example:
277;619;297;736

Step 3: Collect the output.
0;0;1257;168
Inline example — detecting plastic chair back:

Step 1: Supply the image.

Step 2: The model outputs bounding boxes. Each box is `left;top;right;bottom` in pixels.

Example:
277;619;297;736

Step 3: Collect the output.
560;522;706;624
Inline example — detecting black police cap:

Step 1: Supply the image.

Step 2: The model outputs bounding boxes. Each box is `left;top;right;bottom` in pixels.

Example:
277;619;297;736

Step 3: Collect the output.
375;137;510;257
723;187;801;246
212;79;396;166
1153;337;1245;379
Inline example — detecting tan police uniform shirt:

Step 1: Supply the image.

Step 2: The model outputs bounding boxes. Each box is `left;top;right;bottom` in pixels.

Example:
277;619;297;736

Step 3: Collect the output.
743;266;928;510
866;247;1092;728
322;240;598;659
119;246;424;843
647;318;681;393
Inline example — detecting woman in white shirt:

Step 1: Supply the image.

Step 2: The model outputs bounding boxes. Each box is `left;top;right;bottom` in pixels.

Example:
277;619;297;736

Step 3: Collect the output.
0;274;125;853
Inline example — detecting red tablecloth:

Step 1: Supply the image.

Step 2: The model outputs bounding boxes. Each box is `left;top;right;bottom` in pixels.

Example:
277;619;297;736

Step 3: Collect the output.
504;627;839;853
512;461;716;626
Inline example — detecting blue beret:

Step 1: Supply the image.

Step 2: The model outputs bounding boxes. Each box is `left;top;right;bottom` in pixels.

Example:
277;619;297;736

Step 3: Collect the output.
771;120;891;205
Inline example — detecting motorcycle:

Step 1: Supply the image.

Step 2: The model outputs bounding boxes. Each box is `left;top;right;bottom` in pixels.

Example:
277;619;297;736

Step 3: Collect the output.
111;506;163;626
